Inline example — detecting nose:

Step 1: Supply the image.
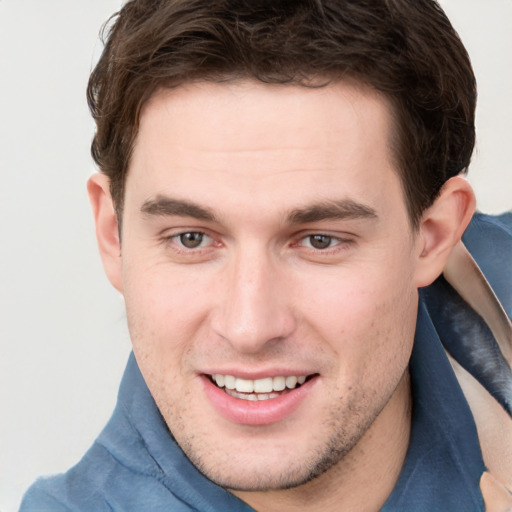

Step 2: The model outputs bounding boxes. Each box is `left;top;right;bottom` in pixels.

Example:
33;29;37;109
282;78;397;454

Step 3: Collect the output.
211;247;297;354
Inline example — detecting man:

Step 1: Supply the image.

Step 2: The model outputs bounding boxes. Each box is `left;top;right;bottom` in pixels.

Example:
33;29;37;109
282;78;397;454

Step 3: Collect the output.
21;0;512;510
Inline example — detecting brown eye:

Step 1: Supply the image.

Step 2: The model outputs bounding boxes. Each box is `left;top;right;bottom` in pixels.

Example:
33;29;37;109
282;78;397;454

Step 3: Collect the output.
179;232;205;248
308;234;333;249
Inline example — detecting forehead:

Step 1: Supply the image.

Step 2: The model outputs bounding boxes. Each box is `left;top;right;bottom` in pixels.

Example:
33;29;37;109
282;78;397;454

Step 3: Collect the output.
126;80;400;220
136;79;392;154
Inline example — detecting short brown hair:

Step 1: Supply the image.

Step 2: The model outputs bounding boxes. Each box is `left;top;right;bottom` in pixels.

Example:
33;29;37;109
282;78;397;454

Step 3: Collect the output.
87;0;476;227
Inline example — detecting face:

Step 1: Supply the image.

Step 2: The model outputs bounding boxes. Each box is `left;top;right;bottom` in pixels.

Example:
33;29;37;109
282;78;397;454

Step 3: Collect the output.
118;81;421;491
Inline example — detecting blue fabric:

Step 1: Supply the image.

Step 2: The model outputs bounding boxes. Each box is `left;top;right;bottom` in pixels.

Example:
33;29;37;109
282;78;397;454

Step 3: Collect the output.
422;212;512;414
381;302;485;511
20;213;510;511
462;212;512;319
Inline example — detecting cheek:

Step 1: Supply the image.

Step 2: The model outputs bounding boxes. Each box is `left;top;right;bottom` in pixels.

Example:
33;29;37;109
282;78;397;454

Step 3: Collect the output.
299;261;417;373
122;263;213;378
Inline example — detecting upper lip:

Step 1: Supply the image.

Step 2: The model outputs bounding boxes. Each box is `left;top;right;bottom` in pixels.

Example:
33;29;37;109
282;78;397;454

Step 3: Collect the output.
200;369;317;379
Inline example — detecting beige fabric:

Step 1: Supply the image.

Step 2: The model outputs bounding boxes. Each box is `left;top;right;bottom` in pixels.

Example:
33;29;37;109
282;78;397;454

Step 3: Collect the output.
444;241;512;509
447;354;512;492
444;242;512;364
480;472;512;512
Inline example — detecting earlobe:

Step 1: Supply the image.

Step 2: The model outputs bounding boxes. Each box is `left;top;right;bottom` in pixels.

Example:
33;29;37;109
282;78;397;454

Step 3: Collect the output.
87;173;123;293
414;176;476;288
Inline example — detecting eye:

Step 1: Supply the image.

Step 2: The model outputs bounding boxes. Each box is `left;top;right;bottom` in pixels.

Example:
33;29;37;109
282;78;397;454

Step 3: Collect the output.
174;232;212;249
301;234;340;250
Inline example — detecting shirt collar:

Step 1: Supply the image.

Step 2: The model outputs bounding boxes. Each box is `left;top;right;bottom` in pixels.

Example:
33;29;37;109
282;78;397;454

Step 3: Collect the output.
382;299;485;511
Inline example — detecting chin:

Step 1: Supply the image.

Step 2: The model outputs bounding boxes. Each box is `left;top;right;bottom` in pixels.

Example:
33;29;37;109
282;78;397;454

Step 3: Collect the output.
195;459;330;492
178;422;364;493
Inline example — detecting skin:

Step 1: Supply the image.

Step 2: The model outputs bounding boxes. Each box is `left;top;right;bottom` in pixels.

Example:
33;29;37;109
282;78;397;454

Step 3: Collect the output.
89;80;475;511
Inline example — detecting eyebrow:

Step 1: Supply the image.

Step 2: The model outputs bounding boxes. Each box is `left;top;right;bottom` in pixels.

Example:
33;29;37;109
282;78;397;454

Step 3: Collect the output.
141;195;378;225
286;199;378;224
141;196;216;222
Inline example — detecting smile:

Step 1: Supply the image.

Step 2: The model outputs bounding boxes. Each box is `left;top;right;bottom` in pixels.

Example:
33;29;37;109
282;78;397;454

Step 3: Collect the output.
203;372;319;425
210;374;310;401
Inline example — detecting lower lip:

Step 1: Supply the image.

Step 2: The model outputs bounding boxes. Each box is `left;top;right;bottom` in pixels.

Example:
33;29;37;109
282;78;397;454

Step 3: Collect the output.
201;375;318;426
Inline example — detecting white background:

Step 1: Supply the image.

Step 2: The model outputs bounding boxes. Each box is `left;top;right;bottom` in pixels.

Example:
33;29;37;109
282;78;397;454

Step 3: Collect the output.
0;1;511;510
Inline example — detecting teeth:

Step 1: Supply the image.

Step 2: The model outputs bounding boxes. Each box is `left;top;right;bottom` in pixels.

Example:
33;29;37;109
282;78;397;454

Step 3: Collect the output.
225;389;283;401
224;375;236;390
272;376;286;391
235;378;254;393
285;376;298;389
212;373;309;394
254;377;273;393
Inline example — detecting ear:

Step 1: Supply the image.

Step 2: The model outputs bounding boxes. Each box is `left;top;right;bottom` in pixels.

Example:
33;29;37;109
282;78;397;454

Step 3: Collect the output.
414;176;476;288
87;173;123;293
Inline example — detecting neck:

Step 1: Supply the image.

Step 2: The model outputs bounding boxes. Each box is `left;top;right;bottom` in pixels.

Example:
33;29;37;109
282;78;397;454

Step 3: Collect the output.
233;370;412;512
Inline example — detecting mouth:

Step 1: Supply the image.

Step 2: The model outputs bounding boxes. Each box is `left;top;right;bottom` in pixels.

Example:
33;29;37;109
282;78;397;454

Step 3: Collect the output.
208;373;315;401
202;371;319;425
